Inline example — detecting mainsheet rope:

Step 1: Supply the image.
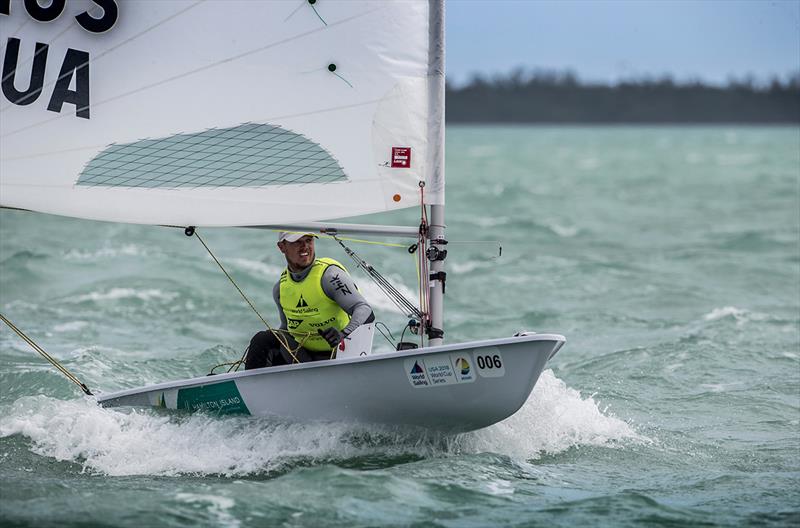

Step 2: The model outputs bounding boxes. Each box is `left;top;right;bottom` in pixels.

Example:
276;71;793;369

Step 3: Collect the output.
189;228;306;366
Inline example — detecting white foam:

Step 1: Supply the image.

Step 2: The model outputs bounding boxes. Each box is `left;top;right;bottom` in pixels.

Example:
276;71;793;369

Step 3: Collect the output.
175;493;240;528
226;258;283;278
450;261;488;274
0;371;644;477
545;221;580;238
63;244;148;260
460;370;646;458
486;479;515;495
53;321;89;333
68;288;178;303
703;306;767;326
469;216;509;228
0;396;348;476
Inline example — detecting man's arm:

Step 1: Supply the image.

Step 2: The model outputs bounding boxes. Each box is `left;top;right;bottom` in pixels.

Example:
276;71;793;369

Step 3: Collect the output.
321;265;373;336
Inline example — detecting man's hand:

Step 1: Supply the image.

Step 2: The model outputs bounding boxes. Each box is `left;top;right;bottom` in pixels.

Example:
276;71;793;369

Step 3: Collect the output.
318;327;344;348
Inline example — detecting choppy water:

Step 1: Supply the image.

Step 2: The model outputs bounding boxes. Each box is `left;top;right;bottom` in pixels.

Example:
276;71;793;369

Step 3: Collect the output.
1;126;798;527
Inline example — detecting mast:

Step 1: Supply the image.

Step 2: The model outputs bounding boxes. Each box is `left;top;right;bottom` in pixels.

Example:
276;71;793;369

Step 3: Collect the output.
427;0;446;346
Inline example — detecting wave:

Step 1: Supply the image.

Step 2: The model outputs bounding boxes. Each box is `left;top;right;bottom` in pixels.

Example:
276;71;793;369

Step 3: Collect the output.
62;244;150;261
225;258;284;278
52;321;90;333
0;370;644;477
460;370;645;458
65;288;179;304
702;306;768;326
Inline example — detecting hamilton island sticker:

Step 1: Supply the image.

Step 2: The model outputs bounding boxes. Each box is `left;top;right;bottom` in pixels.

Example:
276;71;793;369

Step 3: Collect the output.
175;380;251;415
404;354;476;388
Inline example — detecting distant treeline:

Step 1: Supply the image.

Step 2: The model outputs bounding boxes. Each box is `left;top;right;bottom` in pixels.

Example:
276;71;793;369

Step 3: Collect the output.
445;70;800;124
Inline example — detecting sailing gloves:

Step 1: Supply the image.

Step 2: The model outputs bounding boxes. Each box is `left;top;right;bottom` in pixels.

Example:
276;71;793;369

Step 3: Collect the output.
318;327;344;347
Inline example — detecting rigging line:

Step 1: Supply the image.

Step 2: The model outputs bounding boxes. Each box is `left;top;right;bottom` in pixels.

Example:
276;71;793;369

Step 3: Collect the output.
1;7;380;139
331;72;353;88
332;235;422;319
310;4;328;26
357;260;419;315
0;313;93;396
190;229;301;363
259;229;408;249
0;0;207;113
334;237;407;248
374;322;396;349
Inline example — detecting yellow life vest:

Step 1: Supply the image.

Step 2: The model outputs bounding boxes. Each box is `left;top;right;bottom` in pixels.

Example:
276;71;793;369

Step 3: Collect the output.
279;257;351;352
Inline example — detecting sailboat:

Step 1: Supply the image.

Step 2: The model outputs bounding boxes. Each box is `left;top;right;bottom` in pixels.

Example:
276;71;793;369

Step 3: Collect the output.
0;0;564;432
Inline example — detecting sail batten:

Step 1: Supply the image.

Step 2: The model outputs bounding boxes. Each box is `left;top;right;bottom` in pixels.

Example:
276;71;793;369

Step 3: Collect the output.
1;0;445;226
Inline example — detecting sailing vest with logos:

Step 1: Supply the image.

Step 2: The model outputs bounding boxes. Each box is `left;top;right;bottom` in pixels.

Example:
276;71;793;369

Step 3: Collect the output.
279;258;351;352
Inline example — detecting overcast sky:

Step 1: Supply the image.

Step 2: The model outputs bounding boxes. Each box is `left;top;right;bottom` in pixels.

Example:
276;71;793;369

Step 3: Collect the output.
445;0;800;85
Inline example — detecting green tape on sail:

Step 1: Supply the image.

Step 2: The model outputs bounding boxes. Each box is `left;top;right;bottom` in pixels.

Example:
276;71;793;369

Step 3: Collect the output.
176;380;251;415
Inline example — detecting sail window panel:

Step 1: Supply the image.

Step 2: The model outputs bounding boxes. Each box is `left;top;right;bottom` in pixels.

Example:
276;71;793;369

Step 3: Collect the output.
182;143;211;153
77;123;347;188
223;154;251;164
168;166;194;176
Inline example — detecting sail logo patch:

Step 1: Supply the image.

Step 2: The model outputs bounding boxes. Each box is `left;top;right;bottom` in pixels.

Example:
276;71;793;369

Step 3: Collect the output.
295;295;309;308
391;147;411;168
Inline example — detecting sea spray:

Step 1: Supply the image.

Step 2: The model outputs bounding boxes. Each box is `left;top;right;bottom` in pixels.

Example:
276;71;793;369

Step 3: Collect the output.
0;370;641;477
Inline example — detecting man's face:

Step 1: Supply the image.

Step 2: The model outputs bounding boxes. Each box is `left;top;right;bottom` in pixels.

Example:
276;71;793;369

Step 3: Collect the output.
278;235;316;271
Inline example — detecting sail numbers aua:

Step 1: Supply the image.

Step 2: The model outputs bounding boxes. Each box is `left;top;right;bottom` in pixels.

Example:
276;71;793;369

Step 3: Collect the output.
1;0;120;119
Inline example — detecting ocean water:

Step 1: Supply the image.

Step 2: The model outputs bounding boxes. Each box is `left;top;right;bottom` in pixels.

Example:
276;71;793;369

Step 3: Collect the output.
1;126;798;527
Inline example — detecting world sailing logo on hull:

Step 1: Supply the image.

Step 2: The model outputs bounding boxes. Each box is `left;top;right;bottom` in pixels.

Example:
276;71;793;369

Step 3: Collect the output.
406;360;429;387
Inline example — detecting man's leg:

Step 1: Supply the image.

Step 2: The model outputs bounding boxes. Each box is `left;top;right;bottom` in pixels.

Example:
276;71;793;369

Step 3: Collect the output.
245;331;288;370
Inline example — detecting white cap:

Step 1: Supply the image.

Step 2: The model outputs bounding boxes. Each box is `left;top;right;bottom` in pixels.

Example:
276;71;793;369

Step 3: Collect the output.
277;231;318;243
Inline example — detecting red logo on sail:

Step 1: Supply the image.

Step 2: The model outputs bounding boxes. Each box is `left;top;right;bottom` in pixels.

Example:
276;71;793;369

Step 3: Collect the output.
391;147;411;168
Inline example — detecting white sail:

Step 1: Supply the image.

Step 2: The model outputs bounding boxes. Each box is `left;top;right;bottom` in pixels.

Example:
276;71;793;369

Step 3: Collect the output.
0;0;445;227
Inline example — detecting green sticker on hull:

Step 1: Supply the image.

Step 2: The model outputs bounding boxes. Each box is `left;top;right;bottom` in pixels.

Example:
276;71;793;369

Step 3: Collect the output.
176;380;251;415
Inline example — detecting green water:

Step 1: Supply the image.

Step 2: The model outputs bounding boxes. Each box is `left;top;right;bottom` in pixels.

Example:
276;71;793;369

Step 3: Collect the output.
1;126;798;527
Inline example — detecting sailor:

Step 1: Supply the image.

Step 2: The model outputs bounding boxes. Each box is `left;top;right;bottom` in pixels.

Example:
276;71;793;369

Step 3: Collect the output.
244;231;374;369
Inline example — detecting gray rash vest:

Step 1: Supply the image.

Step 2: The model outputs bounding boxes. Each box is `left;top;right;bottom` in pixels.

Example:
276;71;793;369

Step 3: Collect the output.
272;262;373;338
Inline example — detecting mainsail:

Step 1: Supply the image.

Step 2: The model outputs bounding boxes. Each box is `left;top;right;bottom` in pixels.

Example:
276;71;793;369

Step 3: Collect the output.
0;0;445;226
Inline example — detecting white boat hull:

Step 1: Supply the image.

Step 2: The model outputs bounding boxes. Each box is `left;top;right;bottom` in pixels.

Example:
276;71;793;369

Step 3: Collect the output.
97;333;565;433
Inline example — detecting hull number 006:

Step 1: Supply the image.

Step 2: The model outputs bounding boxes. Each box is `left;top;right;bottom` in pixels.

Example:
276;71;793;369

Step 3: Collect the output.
473;348;506;378
476;355;502;369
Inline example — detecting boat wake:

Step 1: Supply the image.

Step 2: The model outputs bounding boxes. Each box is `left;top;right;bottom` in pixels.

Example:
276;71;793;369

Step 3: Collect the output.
0;370;644;477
